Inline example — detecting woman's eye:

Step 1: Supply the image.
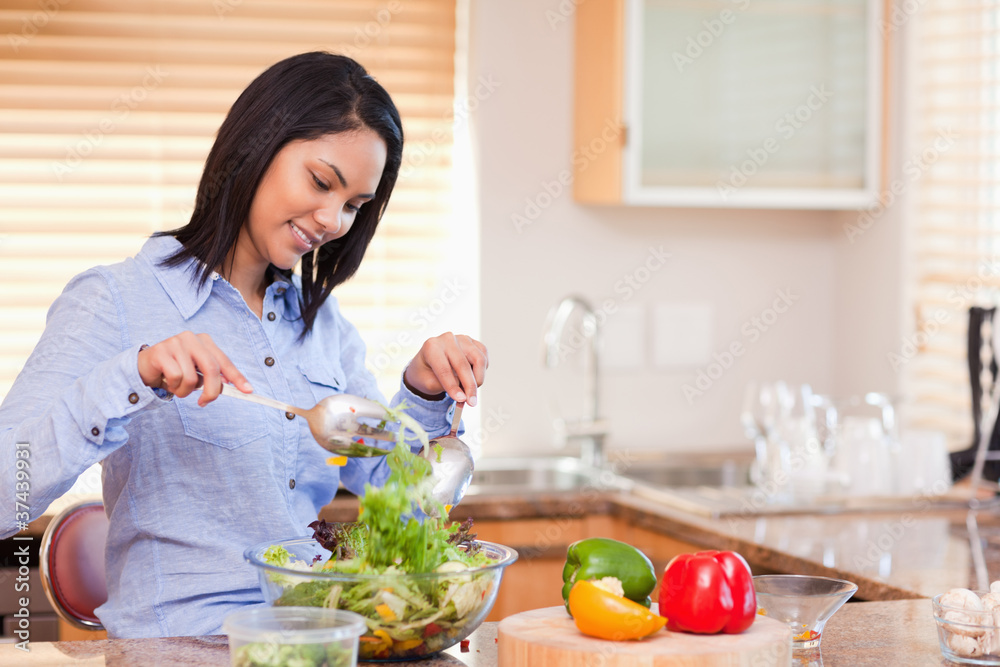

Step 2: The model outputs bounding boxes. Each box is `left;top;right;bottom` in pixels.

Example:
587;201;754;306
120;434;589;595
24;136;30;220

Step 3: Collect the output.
312;174;330;191
345;202;360;213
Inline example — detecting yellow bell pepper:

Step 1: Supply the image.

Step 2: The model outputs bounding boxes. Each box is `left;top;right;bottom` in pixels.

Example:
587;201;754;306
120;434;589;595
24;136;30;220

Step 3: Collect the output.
568;579;667;641
395;638;424;652
359;629;393;659
375;603;397;621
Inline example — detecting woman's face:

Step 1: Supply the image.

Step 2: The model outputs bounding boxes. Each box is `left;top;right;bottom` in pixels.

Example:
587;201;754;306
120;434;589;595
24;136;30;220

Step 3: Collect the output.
240;129;388;273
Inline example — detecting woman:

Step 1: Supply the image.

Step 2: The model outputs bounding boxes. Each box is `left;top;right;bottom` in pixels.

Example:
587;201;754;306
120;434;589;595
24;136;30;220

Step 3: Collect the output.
0;52;487;638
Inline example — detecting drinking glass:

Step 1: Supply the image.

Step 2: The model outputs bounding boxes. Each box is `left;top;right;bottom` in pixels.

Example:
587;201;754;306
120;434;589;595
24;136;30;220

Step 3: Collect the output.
774;383;829;501
743;382;832;504
823;393;899;497
742;381;792;503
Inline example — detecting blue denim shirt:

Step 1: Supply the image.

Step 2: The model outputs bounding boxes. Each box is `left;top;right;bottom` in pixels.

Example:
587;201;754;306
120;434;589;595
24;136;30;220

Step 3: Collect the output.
0;235;454;638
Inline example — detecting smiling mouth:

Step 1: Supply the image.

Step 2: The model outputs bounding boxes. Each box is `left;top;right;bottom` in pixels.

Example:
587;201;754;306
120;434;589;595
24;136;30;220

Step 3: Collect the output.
289;221;318;247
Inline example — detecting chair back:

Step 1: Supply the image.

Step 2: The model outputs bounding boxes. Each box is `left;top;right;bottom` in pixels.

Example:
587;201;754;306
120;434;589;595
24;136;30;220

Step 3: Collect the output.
39;500;108;630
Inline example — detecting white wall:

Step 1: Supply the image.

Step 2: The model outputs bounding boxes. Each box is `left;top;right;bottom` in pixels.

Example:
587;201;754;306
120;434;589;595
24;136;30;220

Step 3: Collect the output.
466;1;906;458
832;16;912;407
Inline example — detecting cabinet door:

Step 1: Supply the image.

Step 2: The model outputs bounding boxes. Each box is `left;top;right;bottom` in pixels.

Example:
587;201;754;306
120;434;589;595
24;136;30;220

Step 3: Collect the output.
623;0;882;208
474;516;703;620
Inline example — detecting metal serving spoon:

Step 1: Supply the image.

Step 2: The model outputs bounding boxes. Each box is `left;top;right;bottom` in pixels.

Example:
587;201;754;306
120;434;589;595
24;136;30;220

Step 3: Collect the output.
215;384;396;457
208;380;474;508
422;402;475;509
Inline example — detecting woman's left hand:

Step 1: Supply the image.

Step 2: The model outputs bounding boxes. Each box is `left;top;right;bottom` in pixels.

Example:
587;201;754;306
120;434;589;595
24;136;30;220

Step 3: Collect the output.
404;333;488;407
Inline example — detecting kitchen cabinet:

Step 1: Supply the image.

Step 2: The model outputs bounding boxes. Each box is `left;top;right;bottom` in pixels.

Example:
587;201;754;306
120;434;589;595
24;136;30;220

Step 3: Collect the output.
58;619;106;641
573;0;885;209
474;515;701;621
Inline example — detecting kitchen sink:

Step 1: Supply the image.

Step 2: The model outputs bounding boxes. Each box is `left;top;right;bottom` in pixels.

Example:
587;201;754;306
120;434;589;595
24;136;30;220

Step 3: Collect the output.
465;457;601;496
463;452;968;518
465;454;756;496
617;458;753;488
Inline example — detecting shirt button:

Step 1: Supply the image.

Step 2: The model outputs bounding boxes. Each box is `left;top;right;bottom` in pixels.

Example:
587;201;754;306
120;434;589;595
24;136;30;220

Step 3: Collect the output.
289;478;296;489
128;392;139;405
285;412;295;420
267;312;276;321
91;427;100;436
265;357;275;367
276;287;286;295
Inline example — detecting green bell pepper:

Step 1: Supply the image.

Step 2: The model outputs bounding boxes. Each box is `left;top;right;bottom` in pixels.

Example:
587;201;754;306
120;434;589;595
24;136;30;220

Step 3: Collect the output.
561;537;657;614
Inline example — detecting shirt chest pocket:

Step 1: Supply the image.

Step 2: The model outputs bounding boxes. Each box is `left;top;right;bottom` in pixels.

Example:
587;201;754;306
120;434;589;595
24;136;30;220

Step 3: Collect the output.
175;393;270;450
298;361;346;403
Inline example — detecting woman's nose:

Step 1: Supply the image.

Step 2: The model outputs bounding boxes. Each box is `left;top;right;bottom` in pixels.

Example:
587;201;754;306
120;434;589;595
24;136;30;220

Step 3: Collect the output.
313;204;343;237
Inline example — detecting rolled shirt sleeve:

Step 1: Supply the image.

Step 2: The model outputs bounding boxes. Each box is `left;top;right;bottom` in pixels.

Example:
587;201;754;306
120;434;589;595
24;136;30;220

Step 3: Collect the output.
334;304;456;496
0;269;169;538
0;235;465;637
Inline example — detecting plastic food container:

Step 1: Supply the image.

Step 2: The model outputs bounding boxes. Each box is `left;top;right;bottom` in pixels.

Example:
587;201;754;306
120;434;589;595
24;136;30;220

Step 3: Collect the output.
245;537;518;661
933;592;1000;665
223;606;366;667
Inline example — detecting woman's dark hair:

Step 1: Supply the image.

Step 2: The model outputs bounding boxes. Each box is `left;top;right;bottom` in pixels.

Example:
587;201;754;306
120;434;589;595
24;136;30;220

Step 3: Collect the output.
159;51;403;336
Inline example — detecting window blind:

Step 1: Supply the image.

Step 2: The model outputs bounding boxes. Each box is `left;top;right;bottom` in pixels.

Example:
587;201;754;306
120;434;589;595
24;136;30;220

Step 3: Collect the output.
910;0;1000;450
0;0;457;401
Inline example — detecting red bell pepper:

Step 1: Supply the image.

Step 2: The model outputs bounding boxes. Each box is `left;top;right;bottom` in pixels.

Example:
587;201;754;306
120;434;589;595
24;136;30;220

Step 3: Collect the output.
658;550;756;635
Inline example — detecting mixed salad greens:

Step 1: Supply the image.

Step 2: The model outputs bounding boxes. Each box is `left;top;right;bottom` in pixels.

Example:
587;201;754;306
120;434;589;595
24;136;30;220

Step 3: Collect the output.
260;402;498;660
233;640;352;667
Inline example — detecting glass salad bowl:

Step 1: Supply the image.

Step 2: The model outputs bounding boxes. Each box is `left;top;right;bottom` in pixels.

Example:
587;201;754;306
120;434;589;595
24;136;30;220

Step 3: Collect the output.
245;537;518;662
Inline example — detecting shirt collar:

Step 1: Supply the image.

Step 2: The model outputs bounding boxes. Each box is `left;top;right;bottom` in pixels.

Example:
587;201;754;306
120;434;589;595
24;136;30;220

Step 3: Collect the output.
140;236;215;320
141;235;300;320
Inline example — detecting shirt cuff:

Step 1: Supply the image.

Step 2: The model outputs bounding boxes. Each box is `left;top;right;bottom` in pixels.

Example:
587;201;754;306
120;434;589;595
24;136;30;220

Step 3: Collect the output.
392;376;454;439
81;344;171;446
401;371;447;402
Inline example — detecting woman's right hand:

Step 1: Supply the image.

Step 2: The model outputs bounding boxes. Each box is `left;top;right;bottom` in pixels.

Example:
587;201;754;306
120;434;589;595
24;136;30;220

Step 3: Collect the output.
137;332;253;406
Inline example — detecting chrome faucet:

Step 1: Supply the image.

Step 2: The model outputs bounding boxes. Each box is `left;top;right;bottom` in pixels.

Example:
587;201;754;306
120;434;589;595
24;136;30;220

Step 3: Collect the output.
542;296;609;468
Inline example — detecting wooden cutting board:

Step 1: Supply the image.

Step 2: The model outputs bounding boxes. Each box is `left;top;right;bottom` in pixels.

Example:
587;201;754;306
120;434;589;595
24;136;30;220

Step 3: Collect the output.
498;605;792;667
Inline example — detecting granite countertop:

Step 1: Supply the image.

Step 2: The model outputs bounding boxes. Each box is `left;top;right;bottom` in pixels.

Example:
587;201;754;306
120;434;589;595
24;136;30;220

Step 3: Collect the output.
20;464;999;664
318;486;1000;603
2;624;496;666
33;465;995;603
34;487;993;602
607;492;993;601
0;599;954;665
